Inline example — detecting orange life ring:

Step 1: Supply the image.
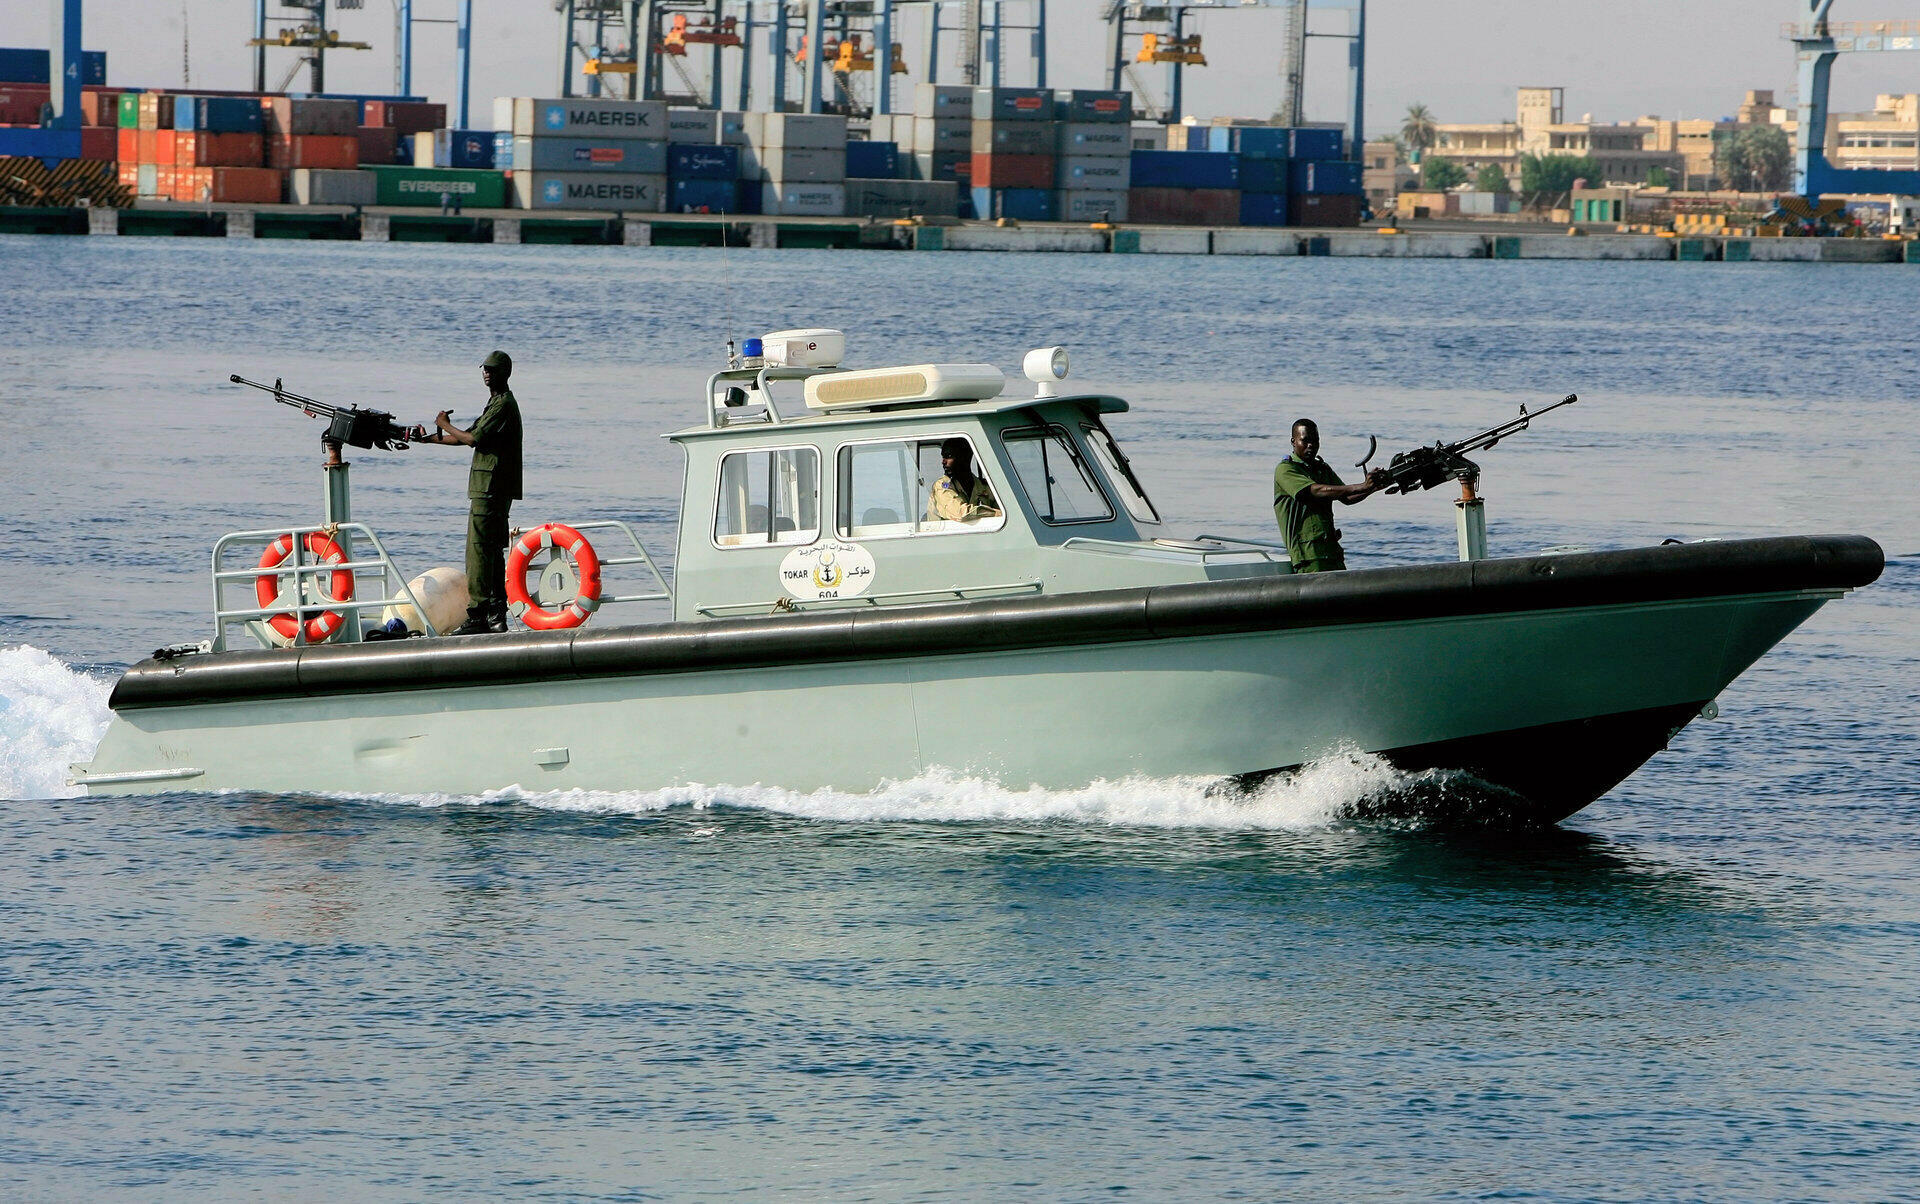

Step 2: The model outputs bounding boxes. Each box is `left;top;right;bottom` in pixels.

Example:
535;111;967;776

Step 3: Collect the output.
507;523;603;630
255;532;355;644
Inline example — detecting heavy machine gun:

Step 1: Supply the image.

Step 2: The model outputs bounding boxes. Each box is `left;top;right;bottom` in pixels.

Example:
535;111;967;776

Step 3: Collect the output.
229;373;422;450
1358;394;1578;494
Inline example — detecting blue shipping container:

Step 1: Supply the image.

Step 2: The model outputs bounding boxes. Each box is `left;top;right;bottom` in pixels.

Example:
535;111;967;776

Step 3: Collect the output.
1289;127;1344;161
732;178;763;214
0;48;106;85
1231;127;1290;160
174;96;263;133
845;140;898;180
667;143;739;180
1288;158;1362;196
1239;191;1289;227
670;178;737;212
437;129;494;169
493;131;514;166
1237;156;1288;193
1131;150;1238;190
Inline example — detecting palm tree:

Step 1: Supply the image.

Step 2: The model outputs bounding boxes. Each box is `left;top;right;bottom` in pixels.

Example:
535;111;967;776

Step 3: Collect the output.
1401;104;1438;158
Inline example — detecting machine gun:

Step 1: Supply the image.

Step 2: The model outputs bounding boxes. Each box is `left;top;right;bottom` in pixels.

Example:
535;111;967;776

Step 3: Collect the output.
1357;394;1578;494
229;374;421;450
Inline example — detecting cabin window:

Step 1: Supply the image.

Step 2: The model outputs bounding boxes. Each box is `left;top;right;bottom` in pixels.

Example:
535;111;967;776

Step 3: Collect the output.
713;446;820;547
1000;425;1114;525
835;436;1007;540
1081;422;1160;525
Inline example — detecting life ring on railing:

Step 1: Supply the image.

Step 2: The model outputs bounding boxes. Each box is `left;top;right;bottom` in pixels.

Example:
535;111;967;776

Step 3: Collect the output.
507;523;603;630
255;531;355;645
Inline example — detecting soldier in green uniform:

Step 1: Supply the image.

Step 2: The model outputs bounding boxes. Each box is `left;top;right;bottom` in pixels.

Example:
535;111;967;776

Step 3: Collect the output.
1273;418;1386;573
421;350;523;634
927;437;1002;522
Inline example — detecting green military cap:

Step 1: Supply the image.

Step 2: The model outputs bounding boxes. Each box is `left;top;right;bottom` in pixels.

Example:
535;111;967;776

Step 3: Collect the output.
481;349;512;369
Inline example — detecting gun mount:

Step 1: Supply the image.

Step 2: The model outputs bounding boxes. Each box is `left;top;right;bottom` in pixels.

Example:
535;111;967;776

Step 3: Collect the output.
229;373;420;451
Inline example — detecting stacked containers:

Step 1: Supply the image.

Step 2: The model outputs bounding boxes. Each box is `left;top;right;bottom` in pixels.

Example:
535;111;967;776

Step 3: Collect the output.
414;128;495;169
903;84;972;196
1052;89;1131;223
263;97;358;173
1127;149;1239;225
172;95;273;202
1229;126;1289;227
969;86;1053;221
713;111;761;212
509;96;666;212
1284;126;1360;227
666;108;734;212
360;100;444;166
756;113;846;216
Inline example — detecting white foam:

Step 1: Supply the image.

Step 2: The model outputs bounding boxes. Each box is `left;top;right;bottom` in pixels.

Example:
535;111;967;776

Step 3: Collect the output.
0;646;115;800
366;748;1427;832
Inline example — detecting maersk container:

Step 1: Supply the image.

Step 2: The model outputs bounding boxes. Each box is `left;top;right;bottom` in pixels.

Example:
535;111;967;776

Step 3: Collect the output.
911;117;971;154
1054;189;1128;223
1055;124;1129;157
667;143;738;180
669;177;737;212
0;48;106;86
971;86;1052;122
758;146;845;184
1239;191;1289;226
1058;156;1129;190
760;180;845;216
912;84;973;119
1237;156;1288;193
1288;158;1361;196
1288;127;1343;161
514;171;667;211
667;108;719;144
758;113;847;150
1053;89;1131;124
716;110;760;146
1129;150;1237;190
844;140;897;180
971;122;1053;156
366;165;507;208
511;97;666;140
513;136;667;174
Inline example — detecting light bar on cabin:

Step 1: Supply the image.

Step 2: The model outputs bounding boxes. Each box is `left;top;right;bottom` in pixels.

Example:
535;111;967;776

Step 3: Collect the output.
803;363;1006;410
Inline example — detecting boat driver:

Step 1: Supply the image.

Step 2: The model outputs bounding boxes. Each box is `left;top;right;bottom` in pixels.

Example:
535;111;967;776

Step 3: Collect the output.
420;349;524;634
928;437;1001;522
1273;418;1387;573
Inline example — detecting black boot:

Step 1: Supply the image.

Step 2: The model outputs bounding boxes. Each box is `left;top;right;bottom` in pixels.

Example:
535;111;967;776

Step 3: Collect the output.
449;609;494;636
488;607;510;634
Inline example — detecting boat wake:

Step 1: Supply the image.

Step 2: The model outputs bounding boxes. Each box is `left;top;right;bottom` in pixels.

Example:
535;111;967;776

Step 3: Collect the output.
1;646;114;801
5;647;1533;829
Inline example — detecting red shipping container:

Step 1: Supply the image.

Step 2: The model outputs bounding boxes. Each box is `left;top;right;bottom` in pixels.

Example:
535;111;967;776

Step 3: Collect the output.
969;153;1053;189
1288;192;1362;228
375;100;446;136
267;133;358;170
135;129;157;163
180;132;263;167
117;161;138;187
154;129;177;163
1127;187;1241;226
156;164;177;199
172;167;199;202
117;127;138;162
80;127;114;160
175;131;196;165
355;124;399;165
0;85;51;125
81;89;119;127
205;166;283;203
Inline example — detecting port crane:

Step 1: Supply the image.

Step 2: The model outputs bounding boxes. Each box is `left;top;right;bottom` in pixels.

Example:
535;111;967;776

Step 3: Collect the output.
1786;0;1920;196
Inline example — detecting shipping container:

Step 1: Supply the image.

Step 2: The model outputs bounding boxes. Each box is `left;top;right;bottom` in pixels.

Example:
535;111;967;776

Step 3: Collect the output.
731;178;763;213
1129;122;1168;151
1128;186;1239;225
911;117;970;154
844;177;959;218
511;97;666;140
969;153;1052;189
715;110;759;146
149;129;176;163
1288;158;1362;196
117;161;137;187
971;122;1052;156
1055;123;1129;157
491;130;513;167
1129;149;1237;190
1236;156;1288;193
291;167;377;205
666;107;718;143
117;91;140;128
269;134;358;170
430;129;495;169
156;164;176;199
115;127;136;162
913;83;973;119
263;97;358;136
1230;127;1289;160
1053;89;1131;124
1054;189;1128;223
968;187;1054;222
137;93;173;131
80;88;118;127
844;140;897;179
667;143;739;180
135;162;156;196
513;171;666;211
356;124;400;165
0;47;106;86
1057;156;1129;189
668;177;737;212
174;96;264;133
191;166;283;204
760;180;845;216
512;136;668;174
178;132;263;167
971;87;1051;122
1288;191;1362;226
364;100;445;136
1238;191;1289;226
365;164;507;208
758;113;847;150
0;84;48;125
910;151;969;184
758;145;844;183
1289;127;1343;161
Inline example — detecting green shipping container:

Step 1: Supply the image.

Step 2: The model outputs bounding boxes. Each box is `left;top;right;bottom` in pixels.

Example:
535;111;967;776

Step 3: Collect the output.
365;165;506;208
117;93;139;129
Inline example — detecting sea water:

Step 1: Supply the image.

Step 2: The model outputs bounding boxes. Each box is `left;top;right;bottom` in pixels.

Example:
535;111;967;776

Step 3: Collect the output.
2;237;1917;1199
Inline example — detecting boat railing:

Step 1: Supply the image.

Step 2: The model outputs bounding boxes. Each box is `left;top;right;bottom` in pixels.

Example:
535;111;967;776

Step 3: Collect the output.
553;519;674;608
210;522;436;652
1063;534;1292;566
703;365;832;428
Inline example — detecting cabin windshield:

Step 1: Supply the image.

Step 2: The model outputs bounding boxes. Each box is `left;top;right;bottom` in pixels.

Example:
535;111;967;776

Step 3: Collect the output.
836;435;1007;540
714;446;820;546
1080;420;1160;525
1000;424;1114;525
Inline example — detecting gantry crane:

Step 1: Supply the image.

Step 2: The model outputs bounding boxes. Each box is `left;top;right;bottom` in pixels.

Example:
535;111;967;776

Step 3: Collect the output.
1786;0;1920;196
248;0;372;94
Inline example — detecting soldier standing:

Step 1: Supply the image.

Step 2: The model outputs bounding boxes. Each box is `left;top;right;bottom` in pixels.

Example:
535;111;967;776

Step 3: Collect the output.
1273;418;1385;573
422;350;523;633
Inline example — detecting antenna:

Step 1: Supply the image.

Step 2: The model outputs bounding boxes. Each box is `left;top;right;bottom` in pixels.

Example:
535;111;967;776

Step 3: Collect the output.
181;1;191;86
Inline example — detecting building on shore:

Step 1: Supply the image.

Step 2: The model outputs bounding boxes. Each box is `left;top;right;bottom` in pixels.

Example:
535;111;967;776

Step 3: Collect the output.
1362;139;1415;214
1431;88;1683;189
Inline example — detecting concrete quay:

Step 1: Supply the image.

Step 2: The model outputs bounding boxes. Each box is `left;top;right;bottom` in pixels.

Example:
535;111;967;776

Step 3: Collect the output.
5;202;1916;263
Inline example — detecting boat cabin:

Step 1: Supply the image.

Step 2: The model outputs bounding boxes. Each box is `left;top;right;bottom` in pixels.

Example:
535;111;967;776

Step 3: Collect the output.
667;330;1290;622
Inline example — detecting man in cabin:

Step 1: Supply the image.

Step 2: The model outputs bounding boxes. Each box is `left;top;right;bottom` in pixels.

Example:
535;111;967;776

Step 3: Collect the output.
1274;418;1387;573
420;349;523;634
928;437;1001;522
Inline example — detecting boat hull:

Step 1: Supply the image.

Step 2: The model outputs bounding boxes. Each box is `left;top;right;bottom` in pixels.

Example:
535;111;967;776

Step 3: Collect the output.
80;536;1881;823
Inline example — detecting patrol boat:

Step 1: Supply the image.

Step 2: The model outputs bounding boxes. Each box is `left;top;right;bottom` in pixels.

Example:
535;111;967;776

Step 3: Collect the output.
74;332;1884;824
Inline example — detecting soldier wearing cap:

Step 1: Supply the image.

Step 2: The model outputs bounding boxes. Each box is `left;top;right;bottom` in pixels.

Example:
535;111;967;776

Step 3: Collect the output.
421;350;523;634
